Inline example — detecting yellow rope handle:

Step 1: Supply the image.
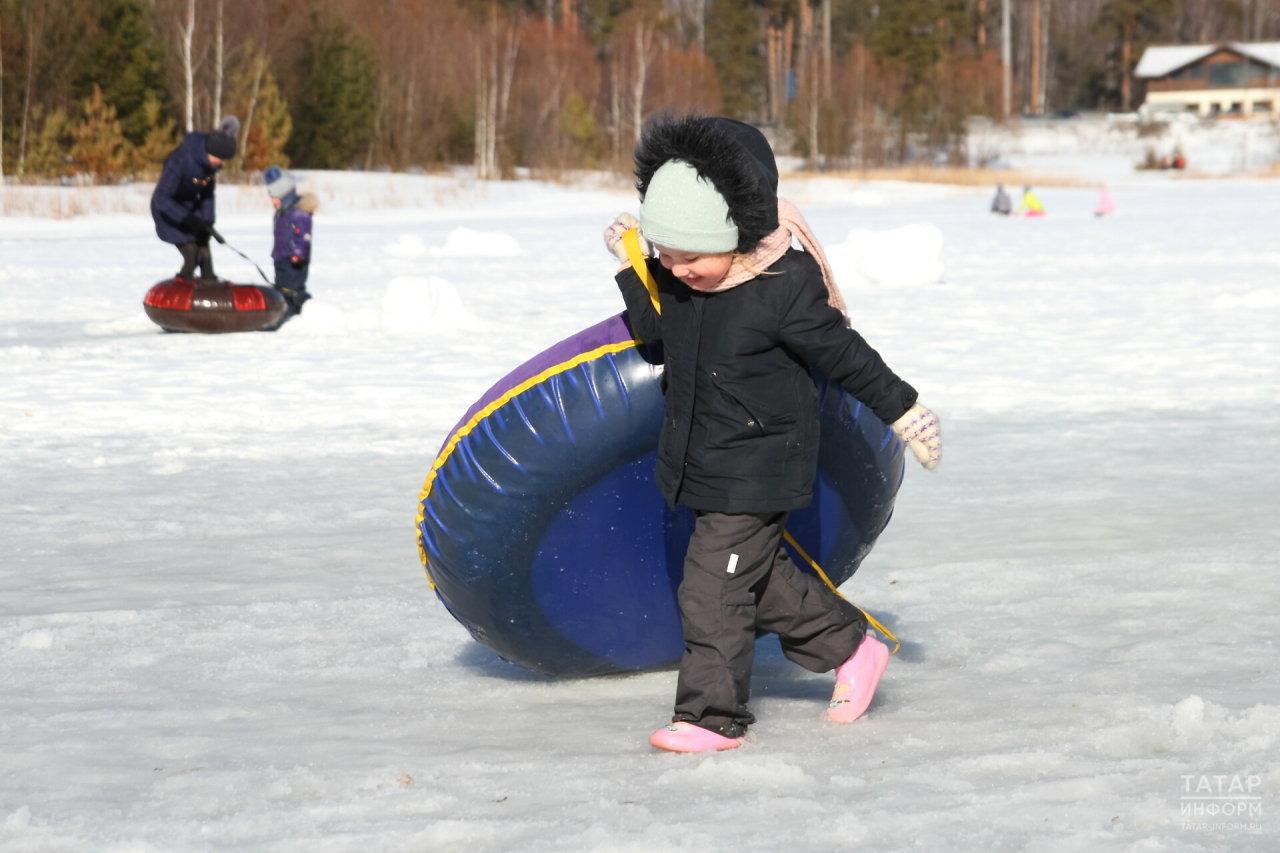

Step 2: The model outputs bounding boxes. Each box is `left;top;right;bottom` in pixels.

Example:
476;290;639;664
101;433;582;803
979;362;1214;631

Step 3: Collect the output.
782;529;901;655
622;228;661;316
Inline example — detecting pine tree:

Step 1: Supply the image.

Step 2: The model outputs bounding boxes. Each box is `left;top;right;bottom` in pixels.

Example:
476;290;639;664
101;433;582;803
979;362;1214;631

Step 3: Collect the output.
1095;0;1175;111
132;93;178;175
704;0;766;118
72;85;131;179
286;13;379;169
868;0;969;156
558;92;603;167
74;0;168;146
22;106;74;178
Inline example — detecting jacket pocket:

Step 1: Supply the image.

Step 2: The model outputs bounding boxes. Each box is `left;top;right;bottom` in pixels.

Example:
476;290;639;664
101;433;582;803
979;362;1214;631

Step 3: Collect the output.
706;375;797;480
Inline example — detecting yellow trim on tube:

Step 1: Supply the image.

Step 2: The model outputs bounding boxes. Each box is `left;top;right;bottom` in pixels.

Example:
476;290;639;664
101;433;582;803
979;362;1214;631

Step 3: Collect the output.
623;228;661;315
783;529;901;655
415;338;642;586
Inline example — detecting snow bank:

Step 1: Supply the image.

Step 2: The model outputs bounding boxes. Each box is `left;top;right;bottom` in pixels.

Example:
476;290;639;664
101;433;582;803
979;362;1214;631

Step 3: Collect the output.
969;115;1280;181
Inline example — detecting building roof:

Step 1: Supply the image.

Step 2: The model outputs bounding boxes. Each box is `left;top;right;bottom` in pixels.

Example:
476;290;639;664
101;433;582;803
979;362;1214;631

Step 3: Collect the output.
1135;42;1280;78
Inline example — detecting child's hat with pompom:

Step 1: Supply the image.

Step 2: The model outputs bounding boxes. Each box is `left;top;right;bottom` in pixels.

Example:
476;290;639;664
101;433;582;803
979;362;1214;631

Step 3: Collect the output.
263;165;297;202
205;115;240;160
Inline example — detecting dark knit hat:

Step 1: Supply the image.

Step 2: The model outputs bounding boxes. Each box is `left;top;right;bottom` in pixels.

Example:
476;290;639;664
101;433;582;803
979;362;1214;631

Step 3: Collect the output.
634;114;780;253
206;130;237;160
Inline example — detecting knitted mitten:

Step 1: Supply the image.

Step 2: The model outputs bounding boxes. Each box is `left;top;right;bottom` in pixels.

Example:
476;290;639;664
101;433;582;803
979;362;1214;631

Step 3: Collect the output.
892;403;942;470
603;213;649;263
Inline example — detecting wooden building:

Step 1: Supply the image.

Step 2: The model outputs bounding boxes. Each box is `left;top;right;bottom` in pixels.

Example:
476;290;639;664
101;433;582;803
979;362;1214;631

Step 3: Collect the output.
1135;43;1280;117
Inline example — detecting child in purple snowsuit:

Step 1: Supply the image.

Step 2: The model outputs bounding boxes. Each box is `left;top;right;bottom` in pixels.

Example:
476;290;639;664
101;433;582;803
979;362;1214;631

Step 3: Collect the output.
264;166;316;316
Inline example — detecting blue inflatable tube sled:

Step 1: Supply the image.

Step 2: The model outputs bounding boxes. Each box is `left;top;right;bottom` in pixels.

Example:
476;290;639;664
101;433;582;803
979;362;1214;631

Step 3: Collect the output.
416;312;905;677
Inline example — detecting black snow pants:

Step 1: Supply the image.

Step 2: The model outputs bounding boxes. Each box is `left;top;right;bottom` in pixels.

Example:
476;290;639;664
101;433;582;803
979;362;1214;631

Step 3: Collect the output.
672;511;869;738
176;239;214;280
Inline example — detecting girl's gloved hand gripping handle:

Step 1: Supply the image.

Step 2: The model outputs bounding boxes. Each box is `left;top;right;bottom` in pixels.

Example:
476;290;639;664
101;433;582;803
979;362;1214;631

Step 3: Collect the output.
603;212;650;264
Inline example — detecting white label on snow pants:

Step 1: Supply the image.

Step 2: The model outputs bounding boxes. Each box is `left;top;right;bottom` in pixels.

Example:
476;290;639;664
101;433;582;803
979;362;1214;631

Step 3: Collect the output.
726;553;739;574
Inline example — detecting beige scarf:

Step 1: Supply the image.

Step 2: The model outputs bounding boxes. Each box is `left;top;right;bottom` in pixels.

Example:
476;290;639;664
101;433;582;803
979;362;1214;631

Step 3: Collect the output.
699;198;847;314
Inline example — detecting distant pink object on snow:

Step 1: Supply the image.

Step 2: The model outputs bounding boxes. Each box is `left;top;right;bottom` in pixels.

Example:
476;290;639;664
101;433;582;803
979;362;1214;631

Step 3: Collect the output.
1096;188;1115;217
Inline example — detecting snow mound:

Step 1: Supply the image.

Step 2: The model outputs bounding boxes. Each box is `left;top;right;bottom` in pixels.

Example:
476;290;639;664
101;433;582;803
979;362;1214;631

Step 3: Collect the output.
383;234;429;258
3;806;31;831
826;222;945;287
1093;695;1280;759
287;301;351;333
379;276;478;334
17;630;52;649
428;227;524;257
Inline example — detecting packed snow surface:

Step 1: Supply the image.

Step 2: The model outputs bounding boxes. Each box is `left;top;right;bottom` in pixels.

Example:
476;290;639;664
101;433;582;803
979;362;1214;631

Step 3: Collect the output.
1;171;1276;852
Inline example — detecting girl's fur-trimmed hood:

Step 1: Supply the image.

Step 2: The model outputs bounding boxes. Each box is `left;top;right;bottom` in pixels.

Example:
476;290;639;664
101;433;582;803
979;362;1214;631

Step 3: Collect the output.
633;115;779;253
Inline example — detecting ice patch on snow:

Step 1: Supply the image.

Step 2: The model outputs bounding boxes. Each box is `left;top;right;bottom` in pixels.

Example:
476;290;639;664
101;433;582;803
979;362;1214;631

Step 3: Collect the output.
428;227;524;257
826;222;946;286
379;277;478;334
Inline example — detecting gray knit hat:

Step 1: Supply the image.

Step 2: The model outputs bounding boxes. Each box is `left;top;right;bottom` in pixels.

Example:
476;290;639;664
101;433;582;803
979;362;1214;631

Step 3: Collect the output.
639;160;738;253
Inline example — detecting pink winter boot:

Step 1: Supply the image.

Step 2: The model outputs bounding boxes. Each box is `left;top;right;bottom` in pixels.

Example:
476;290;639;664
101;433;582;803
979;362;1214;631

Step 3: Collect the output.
649;722;743;753
826;634;890;723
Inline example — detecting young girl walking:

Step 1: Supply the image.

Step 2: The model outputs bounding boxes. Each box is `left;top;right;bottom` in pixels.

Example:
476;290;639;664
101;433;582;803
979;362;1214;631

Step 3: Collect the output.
603;115;942;753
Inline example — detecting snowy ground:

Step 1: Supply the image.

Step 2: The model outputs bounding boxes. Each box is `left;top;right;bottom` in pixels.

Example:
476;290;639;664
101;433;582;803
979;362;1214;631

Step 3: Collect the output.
1;172;1277;852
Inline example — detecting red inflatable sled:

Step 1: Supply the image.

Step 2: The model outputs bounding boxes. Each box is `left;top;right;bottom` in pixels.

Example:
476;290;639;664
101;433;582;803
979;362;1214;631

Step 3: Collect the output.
143;278;287;333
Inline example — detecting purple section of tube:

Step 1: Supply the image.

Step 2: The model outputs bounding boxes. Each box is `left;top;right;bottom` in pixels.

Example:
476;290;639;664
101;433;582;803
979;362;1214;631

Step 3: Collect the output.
441;313;638;451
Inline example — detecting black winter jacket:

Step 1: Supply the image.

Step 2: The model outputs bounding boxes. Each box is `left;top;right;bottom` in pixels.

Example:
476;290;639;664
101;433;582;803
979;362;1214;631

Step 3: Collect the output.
616;249;917;514
150;133;219;245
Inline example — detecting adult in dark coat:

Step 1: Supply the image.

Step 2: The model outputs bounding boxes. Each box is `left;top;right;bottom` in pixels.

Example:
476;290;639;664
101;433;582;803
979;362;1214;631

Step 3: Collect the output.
150;117;238;281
